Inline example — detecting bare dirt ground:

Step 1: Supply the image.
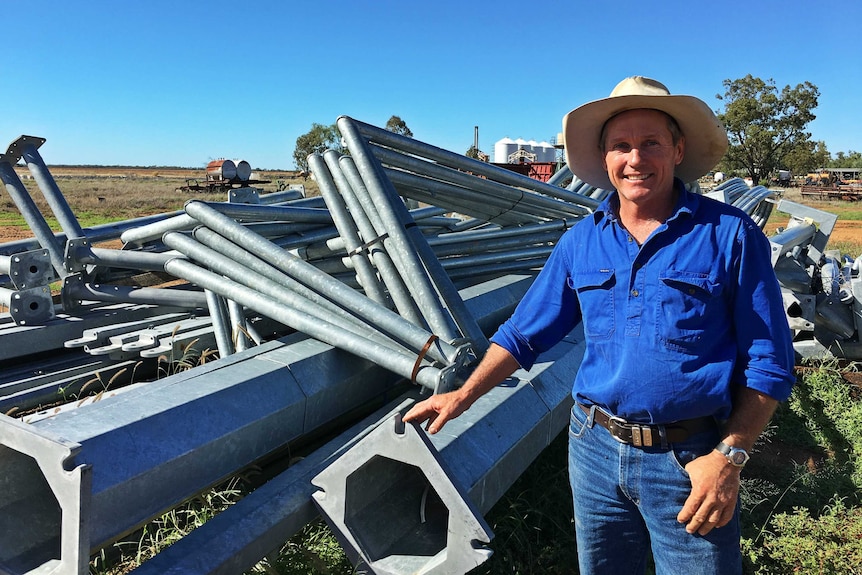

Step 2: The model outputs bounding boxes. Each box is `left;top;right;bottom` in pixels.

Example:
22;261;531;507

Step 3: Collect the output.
819;220;862;245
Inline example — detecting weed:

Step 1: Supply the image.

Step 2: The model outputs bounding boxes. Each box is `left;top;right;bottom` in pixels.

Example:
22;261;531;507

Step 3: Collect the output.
90;477;246;575
743;496;862;574
249;521;360;575
157;331;219;379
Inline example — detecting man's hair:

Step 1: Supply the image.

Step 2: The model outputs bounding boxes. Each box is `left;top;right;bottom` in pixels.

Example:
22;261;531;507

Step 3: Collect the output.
599;110;683;152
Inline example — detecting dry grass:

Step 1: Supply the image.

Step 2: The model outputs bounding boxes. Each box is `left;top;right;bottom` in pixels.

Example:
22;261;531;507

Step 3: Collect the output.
0;166;318;237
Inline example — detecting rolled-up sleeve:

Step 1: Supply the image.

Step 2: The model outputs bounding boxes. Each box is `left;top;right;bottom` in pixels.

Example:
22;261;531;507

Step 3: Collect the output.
732;219;796;401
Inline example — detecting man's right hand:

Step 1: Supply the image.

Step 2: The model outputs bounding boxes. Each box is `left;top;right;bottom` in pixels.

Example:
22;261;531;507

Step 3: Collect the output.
403;343;520;434
402;389;470;435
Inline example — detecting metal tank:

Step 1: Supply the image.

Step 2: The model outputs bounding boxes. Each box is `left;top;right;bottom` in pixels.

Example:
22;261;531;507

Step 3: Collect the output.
537;141;556;163
493;137;516;164
235;159;252;182
206;159;237;181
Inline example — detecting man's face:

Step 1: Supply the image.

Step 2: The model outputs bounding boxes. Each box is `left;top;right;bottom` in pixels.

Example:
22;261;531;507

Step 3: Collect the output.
601;109;685;206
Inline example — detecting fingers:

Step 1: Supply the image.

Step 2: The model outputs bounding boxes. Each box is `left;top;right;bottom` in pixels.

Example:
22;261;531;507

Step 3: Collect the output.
402;402;437;430
402;398;449;434
676;492;701;527
685;503;735;536
677;452;740;535
678;488;738;535
402;402;429;424
402;392;466;434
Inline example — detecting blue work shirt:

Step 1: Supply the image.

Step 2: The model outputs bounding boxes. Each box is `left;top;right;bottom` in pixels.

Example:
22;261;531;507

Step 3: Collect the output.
491;180;796;424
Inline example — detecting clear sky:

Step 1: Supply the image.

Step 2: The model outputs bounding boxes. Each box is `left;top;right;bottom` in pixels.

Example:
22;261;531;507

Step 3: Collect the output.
1;0;859;170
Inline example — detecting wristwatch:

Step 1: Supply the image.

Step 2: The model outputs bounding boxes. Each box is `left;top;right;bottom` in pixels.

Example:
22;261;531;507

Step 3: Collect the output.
715;441;750;468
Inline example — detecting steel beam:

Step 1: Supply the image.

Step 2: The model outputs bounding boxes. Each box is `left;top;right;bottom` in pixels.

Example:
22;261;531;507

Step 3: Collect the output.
128;319;583;575
0;273;533;575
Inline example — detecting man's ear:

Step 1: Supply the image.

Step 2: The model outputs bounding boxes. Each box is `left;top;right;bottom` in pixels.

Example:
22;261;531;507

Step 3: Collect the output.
675;136;685;166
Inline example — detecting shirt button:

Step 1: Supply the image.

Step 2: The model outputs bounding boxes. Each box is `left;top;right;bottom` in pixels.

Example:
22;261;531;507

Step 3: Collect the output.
631;289;639;297
628;236;633;243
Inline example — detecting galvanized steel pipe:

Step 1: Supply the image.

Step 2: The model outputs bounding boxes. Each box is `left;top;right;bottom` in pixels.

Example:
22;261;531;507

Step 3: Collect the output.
14;136;86;241
308;153;388;306
338;116;488;352
182;200;463;365
334;155;424;325
205;289;234;357
372;144;590;221
164;258;454;392
60;274;208;310
348;116;599;210
0;157;66;277
163;230;439;364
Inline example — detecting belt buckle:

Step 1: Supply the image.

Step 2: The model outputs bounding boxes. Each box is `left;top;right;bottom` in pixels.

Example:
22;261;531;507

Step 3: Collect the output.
607;415;630;444
608;415;654;447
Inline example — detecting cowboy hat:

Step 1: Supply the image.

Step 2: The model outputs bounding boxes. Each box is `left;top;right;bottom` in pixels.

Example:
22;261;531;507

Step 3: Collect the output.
562;76;728;190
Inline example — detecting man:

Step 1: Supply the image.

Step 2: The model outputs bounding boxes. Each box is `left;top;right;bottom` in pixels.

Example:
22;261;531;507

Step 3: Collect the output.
403;77;795;574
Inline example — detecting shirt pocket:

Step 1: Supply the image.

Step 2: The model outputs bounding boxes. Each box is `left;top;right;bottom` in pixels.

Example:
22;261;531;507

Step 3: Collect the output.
657;270;723;352
568;269;615;339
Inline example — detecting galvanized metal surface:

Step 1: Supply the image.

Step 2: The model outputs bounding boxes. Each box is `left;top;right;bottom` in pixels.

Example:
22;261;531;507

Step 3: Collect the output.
311;414;494;575
0;270;533;575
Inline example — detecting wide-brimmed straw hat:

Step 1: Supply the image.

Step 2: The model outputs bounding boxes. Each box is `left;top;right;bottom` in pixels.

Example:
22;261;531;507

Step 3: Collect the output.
562;76;728;190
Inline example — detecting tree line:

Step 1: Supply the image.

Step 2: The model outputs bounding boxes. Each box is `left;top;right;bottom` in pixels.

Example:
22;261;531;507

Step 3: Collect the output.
293;77;858;186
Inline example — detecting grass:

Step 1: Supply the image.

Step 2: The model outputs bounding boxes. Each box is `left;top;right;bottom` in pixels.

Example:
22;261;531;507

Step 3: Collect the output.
740;361;862;574
90;477;247;575
0;167;317;236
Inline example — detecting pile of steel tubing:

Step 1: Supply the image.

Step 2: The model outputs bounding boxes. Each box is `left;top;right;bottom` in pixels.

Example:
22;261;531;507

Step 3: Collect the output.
707;177;776;228
0;120;850;575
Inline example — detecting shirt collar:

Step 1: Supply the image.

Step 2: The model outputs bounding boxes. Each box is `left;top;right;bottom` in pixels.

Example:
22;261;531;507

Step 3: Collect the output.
591;178;699;229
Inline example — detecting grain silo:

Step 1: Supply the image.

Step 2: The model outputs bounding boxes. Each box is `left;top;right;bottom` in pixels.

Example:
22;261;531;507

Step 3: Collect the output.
494;137;517;163
537;141;556;163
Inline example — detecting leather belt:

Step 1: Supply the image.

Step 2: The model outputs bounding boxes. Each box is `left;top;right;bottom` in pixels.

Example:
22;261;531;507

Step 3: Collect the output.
579;404;716;447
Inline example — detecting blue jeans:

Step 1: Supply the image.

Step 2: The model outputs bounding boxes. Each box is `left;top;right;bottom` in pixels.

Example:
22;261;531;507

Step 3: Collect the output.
567;404;742;575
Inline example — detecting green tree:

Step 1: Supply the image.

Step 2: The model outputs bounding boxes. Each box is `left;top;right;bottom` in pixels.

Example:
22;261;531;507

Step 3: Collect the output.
293;123;342;172
385;115;413;137
829;150;862;169
716;75;819;185
782;140;830;176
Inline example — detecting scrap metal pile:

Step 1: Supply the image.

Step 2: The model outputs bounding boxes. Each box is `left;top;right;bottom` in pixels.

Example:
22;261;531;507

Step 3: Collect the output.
0;118;854;575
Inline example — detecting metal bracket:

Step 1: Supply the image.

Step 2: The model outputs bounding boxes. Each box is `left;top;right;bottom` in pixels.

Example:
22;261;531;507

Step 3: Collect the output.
60;273;86;311
64;236;94;275
4;135;46;165
1;285;55;325
4;248;54;289
228;187;260;204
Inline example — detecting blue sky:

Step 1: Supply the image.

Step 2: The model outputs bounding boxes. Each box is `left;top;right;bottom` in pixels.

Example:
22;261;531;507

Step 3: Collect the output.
1;0;859;170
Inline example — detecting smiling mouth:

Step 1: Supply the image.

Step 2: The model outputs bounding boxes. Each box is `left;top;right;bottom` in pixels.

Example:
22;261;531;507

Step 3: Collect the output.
624;174;651;181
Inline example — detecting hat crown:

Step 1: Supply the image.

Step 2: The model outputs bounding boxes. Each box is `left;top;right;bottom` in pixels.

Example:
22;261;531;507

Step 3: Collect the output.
610;76;671;98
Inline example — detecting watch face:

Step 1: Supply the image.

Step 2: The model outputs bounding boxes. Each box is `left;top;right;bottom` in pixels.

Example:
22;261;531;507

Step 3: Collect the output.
730;451;747;465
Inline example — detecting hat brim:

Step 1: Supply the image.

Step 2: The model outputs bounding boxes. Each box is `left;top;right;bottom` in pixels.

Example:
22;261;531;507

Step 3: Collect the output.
563;94;728;190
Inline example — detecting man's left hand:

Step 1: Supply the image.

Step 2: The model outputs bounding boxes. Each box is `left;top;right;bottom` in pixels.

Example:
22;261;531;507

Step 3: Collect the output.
677;450;740;536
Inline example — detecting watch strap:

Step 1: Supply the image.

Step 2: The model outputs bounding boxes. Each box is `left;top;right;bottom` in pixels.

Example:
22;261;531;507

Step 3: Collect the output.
716;441;749;467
